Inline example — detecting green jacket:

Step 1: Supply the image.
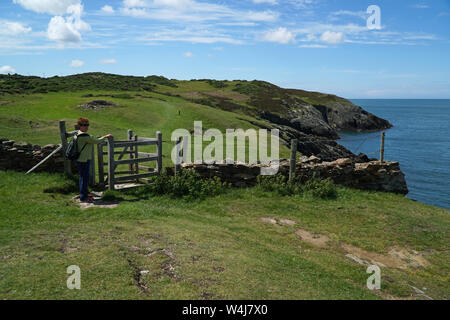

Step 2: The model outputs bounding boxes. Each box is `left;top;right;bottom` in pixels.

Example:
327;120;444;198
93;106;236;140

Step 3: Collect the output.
76;130;106;162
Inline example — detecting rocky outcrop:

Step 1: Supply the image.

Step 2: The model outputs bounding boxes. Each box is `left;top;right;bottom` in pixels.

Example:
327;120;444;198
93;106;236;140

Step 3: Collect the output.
80;99;115;110
312;101;392;132
181;157;408;195
0;138;65;173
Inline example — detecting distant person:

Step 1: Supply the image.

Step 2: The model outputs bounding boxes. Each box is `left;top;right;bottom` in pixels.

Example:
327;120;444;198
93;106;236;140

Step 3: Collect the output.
75;118;112;202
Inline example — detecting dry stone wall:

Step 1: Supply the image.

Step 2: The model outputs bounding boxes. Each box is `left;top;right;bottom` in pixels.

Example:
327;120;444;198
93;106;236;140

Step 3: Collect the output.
0;138;65;173
181;156;409;194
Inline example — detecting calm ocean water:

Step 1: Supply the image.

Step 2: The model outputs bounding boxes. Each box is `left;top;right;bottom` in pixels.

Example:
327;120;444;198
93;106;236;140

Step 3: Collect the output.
338;99;450;210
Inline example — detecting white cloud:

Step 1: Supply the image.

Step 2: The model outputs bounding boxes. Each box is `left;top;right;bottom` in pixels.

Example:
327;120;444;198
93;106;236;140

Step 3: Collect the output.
13;0;81;15
101;5;115;14
262;27;295;44
289;0;314;8
70;60;84;67
120;0;279;23
0;21;32;35
320;31;344;44
253;0;278;5
47;4;91;43
100;59;117;64
299;44;327;48
0;65;16;74
184;52;193;57
141;28;242;44
330;10;367;20
245;10;279;22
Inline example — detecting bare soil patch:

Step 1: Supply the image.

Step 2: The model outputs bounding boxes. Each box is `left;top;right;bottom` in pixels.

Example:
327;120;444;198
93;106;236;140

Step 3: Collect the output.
342;244;429;270
72;193;120;209
295;229;330;247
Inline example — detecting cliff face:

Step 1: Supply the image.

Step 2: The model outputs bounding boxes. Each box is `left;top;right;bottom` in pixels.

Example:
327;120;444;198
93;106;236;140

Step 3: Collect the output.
230;81;391;161
237;82;392;140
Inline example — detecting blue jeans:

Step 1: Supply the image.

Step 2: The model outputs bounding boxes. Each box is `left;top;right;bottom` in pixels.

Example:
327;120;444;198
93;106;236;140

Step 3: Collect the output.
76;160;91;201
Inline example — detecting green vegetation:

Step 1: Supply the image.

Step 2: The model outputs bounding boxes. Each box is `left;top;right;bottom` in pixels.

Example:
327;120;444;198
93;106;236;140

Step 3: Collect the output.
0;170;448;299
0;73;347;119
127;169;231;200
0;73;448;300
0;73;179;95
257;175;338;199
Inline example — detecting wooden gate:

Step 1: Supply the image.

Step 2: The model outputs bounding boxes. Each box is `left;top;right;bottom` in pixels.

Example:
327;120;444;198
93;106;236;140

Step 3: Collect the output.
98;130;163;190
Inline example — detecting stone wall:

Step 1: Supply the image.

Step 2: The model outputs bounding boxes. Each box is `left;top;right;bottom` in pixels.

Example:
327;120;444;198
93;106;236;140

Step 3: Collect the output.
0;138;408;195
181;156;409;194
0;138;65;173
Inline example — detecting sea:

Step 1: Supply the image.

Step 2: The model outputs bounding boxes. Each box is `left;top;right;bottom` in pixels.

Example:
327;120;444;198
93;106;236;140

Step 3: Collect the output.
338;99;450;210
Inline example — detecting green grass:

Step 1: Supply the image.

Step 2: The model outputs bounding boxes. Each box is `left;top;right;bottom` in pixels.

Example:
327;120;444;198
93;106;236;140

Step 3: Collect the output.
0;90;290;169
0;80;448;300
0;171;448;300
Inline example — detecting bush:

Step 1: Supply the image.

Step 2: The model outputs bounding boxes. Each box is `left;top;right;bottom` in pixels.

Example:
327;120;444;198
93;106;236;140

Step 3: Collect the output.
130;169;230;200
256;175;302;196
303;177;338;199
257;174;338;199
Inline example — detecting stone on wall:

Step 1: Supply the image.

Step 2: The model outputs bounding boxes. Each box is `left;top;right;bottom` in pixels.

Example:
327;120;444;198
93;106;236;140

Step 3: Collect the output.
0;138;65;173
181;157;408;194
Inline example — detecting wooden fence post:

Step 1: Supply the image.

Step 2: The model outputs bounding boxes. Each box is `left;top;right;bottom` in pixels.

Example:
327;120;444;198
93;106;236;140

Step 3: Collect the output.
108;136;115;191
89;146;96;186
289;139;298;181
157;131;162;174
59;120;71;176
380;132;385;163
128;129;134;173
97;143;105;187
134;135;139;182
175;137;181;175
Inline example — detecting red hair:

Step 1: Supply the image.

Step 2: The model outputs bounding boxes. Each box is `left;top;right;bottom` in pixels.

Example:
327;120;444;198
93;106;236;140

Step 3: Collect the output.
77;117;89;126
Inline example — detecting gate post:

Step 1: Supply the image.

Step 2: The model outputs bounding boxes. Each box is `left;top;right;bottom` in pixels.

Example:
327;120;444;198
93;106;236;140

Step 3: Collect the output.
97;142;105;187
175;137;181;175
107;136;115;191
59;120;72;176
128;129;134;173
89;145;96;186
289;139;298;181
157;131;162;174
134;135;139;182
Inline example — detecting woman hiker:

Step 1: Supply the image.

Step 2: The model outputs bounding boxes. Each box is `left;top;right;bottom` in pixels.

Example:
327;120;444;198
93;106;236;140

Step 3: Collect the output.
75;118;112;202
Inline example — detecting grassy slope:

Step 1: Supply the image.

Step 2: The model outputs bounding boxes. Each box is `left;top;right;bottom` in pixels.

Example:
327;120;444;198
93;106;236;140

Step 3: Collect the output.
0;79;448;299
0;171;448;300
0;88;291;167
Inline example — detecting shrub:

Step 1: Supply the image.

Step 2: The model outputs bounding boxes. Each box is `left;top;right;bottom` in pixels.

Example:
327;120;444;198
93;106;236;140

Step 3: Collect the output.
303;177;338;199
257;174;338;199
131;169;230;200
256;175;302;196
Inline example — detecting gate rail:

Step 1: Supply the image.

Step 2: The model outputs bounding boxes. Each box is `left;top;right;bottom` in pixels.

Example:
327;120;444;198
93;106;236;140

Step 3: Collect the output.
98;130;162;190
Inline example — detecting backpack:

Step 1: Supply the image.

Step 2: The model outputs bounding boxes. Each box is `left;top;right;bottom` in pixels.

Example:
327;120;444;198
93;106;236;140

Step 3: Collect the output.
65;133;89;161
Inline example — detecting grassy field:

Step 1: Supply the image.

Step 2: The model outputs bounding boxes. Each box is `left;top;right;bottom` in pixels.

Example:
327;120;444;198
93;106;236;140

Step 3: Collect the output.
0;79;449;300
0;171;448;300
0;88;290;168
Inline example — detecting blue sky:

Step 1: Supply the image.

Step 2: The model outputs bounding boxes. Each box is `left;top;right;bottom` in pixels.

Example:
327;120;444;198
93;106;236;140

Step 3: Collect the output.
0;0;449;98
